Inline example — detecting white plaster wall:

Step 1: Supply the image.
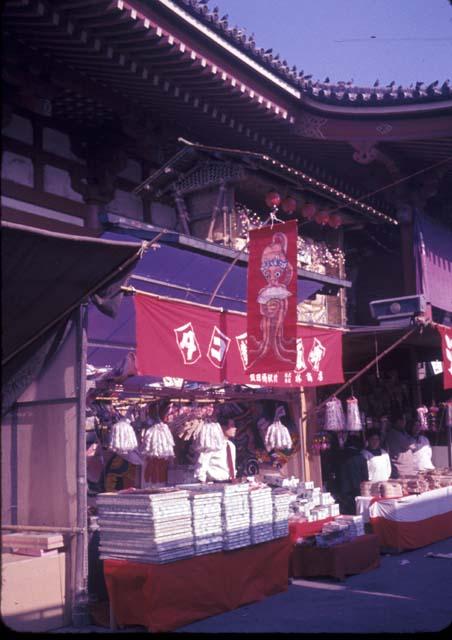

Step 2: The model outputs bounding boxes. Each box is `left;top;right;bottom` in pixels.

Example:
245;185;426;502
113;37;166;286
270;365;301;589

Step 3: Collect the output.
42;127;81;162
1;151;34;187
2;113;33;145
109;188;143;220
150;201;177;229
43;165;84;202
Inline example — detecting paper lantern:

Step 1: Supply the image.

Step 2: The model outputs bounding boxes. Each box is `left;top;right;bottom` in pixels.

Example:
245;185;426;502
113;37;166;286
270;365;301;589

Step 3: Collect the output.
315;210;330;226
265;190;281;208
327;213;342;229
301;203;316;220
281;196;297;214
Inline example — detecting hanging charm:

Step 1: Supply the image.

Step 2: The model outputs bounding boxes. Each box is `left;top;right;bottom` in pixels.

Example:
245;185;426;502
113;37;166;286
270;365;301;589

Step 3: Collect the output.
140;421;175;459
346;397;362;431
194;420;225;452
416;405;429;431
264;406;292;451
324;397;346;431
110;418;138;454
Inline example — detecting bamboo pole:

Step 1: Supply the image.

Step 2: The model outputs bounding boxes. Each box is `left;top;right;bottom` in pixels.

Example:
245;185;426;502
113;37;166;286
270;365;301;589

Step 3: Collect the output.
2;524;84;533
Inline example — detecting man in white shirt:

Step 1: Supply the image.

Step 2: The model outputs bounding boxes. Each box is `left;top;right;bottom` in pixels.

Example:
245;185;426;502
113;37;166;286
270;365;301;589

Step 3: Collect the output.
194;418;237;483
410;422;435;472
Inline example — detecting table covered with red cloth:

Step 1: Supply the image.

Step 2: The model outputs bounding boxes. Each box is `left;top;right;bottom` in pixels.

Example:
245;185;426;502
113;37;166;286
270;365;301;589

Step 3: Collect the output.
288;517;333;543
290;534;380;581
103;536;291;632
369;486;452;551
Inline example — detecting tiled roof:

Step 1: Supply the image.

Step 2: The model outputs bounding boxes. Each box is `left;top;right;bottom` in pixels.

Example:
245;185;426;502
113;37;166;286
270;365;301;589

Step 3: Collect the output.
173;0;451;107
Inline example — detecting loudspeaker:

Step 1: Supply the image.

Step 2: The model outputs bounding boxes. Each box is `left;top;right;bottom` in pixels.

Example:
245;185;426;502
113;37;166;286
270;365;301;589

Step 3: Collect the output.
369;294;426;324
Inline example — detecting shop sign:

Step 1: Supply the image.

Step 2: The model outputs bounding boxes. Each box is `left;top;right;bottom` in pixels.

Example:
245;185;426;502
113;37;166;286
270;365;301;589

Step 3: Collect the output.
247;220;298;373
134;293;344;388
436;325;452;389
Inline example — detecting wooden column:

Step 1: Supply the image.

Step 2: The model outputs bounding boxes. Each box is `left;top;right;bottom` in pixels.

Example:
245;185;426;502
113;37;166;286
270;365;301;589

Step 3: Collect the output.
302;388;323;487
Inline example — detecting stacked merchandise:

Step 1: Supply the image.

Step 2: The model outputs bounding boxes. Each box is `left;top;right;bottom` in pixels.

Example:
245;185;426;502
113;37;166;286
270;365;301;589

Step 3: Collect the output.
180;484;223;556
271;487;291;538
221;483;251;550
96;489;194;563
360;481;383;498
248;485;274;544
378;481;403;498
288;481;340;521
314;515;365;548
2;532;65;557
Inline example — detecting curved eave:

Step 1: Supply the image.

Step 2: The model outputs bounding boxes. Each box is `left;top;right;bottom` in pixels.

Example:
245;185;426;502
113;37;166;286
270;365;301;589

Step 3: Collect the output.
301;94;452;117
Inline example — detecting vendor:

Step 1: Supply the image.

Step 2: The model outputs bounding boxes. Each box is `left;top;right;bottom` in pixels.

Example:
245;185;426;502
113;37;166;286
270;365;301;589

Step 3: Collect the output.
384;410;416;478
194;417;237;483
409;422;435;472
361;429;391;482
336;434;369;515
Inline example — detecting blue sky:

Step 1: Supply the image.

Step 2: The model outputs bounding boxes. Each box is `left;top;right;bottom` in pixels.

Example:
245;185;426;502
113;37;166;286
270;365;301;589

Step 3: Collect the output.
213;0;452;87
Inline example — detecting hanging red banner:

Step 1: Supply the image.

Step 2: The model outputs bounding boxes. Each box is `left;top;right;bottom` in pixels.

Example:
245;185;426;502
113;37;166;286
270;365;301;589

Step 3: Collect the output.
436;324;452;389
247;220;298;373
134;293;344;387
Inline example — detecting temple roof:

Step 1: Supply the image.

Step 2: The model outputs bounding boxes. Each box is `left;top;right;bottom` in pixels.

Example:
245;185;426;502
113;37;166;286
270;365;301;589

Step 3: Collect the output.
170;0;451;108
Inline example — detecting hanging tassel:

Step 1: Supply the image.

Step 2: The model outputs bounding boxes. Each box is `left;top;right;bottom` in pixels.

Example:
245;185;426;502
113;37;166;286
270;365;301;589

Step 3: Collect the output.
416;405;429;431
324;397;346;431
109;418;138;454
140;422;175;459
194;421;224;452
346;397;362;431
264;406;292;452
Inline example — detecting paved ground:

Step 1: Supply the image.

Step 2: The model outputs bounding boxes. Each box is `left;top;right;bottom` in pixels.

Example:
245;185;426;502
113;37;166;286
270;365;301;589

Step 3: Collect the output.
51;536;452;634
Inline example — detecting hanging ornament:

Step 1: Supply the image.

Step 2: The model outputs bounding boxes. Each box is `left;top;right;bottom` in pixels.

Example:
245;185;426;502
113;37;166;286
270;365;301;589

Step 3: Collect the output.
301;203;316;220
315;210;330;226
446;401;452;428
264;406;292;452
265;190;281;208
416;405;429;431
141;421;175;459
281;196;297;214
194;421;224;452
327;213;342;229
346;397;362;431
324;398;346;431
427;403;439;432
109;418;138;455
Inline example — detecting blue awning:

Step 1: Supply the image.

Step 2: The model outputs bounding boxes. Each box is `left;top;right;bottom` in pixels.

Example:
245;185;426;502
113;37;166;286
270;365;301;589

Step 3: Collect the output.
87;231;323;368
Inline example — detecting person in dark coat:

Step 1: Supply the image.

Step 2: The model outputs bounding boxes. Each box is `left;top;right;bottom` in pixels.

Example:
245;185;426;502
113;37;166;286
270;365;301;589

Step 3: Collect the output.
336;434;368;515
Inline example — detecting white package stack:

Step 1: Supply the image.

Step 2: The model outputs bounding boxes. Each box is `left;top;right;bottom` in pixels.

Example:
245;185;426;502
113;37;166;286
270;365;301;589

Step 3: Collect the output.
271;488;291;538
249;486;274;544
220;483;251;550
335;514;365;538
179;484;224;556
96;489;194;563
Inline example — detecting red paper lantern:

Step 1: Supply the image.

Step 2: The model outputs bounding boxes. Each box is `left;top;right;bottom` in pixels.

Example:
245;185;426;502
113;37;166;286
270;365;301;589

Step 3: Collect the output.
315;210;330;226
327;213;342;229
301;203;316;220
281;196;297;214
265;190;281;208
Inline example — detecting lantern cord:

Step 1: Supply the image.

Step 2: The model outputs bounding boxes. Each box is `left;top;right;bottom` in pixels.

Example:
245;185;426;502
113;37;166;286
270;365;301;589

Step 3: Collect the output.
270;207;283;228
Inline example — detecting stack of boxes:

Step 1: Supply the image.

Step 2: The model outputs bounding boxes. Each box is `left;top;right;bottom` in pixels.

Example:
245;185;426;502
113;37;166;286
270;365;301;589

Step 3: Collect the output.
221;483;251;550
314;514;365;548
248;485;274;544
182;485;224;556
271;488;292;538
96;489;194;563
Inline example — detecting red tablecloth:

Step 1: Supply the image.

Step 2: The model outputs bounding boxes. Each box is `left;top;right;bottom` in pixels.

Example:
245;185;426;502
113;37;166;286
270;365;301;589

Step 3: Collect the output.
104;537;291;632
290;534;380;581
288;517;334;543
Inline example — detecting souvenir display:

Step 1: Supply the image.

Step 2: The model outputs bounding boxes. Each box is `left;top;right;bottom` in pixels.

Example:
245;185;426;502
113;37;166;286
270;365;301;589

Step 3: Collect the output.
221;483;251;550
141;422;175;459
248;484;274;544
194;421;224;453
416;405;429;431
109;418;138;454
324;397;345;431
264;406;293;452
346;397;362;431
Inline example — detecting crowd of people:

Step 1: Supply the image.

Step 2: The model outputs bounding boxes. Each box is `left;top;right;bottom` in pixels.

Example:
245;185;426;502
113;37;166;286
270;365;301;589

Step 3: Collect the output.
331;411;435;514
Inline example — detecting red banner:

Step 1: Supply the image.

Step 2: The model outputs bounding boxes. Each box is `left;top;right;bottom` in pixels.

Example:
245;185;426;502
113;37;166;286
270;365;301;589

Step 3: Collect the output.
134;294;344;387
247;220;298;373
436;324;452;389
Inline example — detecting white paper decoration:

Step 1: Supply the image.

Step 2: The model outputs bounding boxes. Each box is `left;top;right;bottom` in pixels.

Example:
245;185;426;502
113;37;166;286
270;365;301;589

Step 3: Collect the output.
110;419;138;454
346;397;362;431
324;398;346;431
447;401;452;428
141;421;175;459
194;421;224;452
265;407;292;452
416;405;429;431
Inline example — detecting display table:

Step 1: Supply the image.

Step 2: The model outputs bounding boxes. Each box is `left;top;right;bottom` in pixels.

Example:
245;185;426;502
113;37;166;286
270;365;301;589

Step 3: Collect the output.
369;486;452;551
104;536;291;632
288;517;334;543
290;534;380;581
355;496;373;523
